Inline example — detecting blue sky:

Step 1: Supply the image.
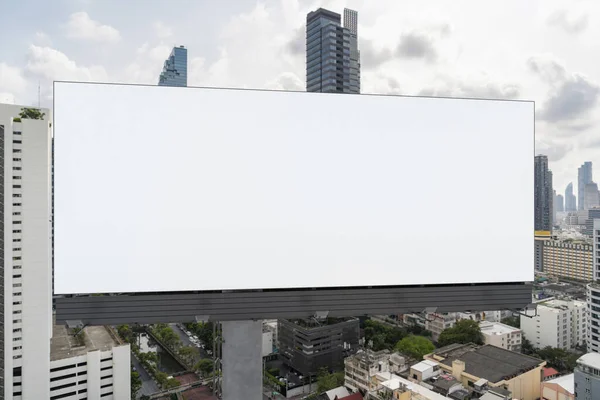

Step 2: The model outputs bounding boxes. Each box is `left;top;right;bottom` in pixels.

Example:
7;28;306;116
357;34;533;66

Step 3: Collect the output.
1;0;599;192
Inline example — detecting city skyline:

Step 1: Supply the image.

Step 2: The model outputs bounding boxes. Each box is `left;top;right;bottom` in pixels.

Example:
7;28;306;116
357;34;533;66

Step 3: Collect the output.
1;0;599;193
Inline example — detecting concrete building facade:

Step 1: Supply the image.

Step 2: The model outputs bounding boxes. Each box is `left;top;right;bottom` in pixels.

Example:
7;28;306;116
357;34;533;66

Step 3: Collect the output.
574;353;600;400
535;155;554;231
479;321;522;352
521;299;586;350
49;324;130;399
542;238;593;282
1;104;52;399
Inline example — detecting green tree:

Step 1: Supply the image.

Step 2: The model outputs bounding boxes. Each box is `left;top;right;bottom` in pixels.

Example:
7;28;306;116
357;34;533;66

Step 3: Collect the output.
165;378;180;389
438;319;484;347
395;335;435;360
364;320;407;351
178;346;199;365
194;358;214;376
316;369;345;393
19;107;45;120
131;370;142;398
521;338;535;355
117;325;133;343
155;371;169;386
535;347;579;373
501;316;520;329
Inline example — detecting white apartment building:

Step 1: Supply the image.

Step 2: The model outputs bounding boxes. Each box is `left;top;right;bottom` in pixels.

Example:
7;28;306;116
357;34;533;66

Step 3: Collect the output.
1;104;52;399
479;321;522;352
49;323;130;399
521;298;586;350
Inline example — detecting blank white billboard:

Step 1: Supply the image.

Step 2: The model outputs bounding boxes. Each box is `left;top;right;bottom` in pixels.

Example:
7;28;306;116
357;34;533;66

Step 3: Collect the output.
53;82;534;294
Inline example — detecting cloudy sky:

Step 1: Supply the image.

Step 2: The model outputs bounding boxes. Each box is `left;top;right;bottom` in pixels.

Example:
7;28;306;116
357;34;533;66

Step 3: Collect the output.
1;0;598;193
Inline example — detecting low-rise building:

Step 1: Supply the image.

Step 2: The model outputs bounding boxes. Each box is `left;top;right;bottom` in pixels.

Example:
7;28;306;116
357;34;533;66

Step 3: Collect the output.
425;313;457;342
373;373;447;400
344;349;406;393
521;298;586;350
50;323;130;400
424;343;546;400
408;360;441;383
541;373;574;400
479;321;522;352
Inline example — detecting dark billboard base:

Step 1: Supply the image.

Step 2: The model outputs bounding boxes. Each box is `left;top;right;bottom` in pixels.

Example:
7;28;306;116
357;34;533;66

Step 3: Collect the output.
54;282;533;325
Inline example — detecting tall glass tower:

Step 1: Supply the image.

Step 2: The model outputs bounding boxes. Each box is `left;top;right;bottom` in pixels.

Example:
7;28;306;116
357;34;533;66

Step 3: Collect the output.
306;8;360;93
578;161;593;211
158;46;188;87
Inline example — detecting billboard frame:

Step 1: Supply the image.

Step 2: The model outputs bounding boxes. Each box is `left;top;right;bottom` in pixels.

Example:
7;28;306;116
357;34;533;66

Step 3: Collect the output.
52;81;535;325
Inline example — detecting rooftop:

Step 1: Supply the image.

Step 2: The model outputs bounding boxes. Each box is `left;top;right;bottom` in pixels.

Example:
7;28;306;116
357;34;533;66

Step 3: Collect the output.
545;373;574;394
380;374;447;400
577;352;600;369
479;321;520;335
543;367;559;378
411;360;439;372
51;323;122;361
431;344;544;383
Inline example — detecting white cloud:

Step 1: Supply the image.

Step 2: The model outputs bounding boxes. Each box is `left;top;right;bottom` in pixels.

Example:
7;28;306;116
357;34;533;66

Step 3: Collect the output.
153;21;173;39
24;45;108;106
65;12;121;43
34;31;52;46
0;63;29;104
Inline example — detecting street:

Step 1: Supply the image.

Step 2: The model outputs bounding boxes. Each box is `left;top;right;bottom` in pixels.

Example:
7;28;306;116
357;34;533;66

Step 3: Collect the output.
170;323;208;362
131;351;160;398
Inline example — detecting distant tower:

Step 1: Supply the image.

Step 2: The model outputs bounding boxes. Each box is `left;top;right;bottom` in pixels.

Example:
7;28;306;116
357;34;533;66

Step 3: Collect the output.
158;46;188;87
306;8;360;93
584;182;600;210
555;194;564;212
535;155;553;231
565;182;576;212
578;162;593;211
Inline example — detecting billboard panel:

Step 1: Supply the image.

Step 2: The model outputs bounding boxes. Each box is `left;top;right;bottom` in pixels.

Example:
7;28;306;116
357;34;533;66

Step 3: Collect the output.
54;82;534;295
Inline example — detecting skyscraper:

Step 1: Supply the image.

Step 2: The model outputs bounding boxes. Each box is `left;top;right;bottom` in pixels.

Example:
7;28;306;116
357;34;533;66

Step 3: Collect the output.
585;182;600;210
1;104;52;399
579;161;593;211
565;182;576;212
306;8;360;93
158;45;188;87
535;155;553;231
555;193;564;212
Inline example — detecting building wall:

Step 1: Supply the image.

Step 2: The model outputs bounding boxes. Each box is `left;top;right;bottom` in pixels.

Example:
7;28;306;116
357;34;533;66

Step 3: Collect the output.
574;363;600;400
0;105;52;400
542;239;592;281
49;346;130;400
480;322;522;352
587;283;600;353
278;318;359;376
521;303;571;350
262;331;273;357
541;381;575;400
425;313;456;342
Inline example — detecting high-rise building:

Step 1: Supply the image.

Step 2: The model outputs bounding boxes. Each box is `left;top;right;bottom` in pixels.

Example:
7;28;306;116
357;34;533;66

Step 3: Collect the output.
158;45;188;87
579;162;593;211
535;155;553;231
556;193;564;213
0;104;52;399
565;182;577;212
574;353;600;399
306;8;360;93
585;182;600;210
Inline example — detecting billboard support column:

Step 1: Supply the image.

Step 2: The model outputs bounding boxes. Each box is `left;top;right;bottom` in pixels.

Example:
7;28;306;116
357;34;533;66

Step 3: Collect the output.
221;320;264;400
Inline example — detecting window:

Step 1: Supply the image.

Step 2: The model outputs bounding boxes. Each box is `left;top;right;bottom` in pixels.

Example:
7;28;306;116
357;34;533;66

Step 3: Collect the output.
13;221;22;225
13;283;22;288
13;176;21;180
13;184;21;188
13;238;21;242
13;149;21;153
13;166;21;171
13;247;21;251
12;194;22;198
13;157;21;161
13;139;22;144
13;346;22;350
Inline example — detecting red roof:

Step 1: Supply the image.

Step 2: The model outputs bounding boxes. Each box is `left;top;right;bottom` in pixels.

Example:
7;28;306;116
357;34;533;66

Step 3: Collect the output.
543;367;559;378
339;393;364;400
